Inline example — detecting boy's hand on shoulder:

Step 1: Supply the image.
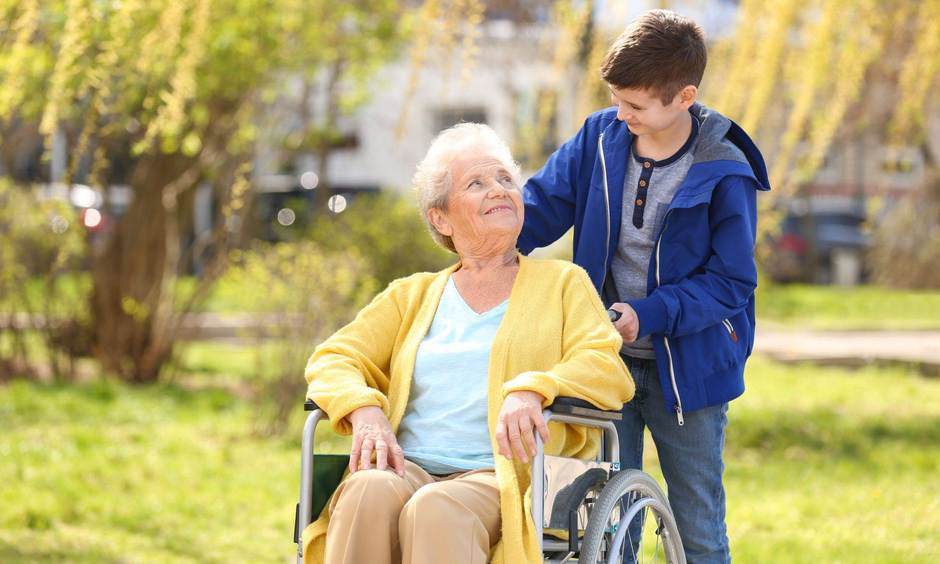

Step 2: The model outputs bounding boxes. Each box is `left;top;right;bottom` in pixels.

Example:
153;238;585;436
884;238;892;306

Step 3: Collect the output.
610;303;639;343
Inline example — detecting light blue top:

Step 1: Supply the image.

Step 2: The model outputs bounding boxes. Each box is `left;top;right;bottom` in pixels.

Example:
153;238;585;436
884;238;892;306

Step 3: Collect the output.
397;276;507;475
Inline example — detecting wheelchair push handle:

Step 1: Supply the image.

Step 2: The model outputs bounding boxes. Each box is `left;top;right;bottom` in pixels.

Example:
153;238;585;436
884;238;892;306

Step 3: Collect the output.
607;308;622;323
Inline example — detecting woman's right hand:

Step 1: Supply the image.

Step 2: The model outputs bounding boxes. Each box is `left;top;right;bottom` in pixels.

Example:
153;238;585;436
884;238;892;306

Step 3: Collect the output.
346;406;406;476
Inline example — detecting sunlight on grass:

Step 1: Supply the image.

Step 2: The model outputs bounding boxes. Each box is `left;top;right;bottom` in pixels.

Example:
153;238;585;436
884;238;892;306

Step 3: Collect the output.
641;355;940;562
0;380;296;563
757;284;940;330
2;356;939;562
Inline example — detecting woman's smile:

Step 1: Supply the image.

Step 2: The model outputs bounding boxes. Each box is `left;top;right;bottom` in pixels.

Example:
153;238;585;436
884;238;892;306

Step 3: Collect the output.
484;205;513;215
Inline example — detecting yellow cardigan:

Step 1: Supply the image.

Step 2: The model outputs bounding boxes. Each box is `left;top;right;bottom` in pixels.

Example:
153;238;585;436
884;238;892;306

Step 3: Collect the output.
302;255;634;563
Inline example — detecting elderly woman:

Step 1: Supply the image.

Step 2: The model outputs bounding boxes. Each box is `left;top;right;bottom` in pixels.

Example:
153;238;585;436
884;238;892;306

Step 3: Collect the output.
301;123;634;564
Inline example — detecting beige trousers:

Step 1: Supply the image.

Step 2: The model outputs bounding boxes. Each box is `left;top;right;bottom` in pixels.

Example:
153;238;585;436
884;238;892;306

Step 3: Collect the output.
324;459;501;564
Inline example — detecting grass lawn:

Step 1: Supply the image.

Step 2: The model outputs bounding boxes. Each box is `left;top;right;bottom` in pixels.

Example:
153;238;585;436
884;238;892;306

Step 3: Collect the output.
0;380;300;563
756;283;940;330
8;272;940;331
645;356;940;562
2;355;939;562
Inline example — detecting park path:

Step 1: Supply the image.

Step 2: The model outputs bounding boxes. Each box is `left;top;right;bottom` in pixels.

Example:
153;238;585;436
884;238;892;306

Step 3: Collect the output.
754;323;940;374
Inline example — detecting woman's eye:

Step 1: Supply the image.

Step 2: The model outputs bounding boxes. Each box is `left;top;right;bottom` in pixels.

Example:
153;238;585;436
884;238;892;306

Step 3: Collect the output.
468;180;481;189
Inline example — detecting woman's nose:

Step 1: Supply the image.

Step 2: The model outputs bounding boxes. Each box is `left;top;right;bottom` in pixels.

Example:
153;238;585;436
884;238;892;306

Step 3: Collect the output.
487;180;509;197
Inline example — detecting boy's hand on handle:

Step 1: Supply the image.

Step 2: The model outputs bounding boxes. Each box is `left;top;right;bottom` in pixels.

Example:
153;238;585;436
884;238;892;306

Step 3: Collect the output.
347;405;406;476
496;390;550;463
610;303;640;344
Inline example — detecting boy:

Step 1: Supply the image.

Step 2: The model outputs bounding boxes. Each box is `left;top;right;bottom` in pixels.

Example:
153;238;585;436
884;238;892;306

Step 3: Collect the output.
518;10;770;563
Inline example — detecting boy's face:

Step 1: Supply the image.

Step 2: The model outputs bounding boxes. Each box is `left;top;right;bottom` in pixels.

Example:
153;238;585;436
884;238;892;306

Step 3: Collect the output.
608;84;696;136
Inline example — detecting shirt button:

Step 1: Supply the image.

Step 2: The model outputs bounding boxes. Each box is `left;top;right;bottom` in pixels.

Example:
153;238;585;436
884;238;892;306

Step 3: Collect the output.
644;161;652;169
639;180;647;187
636;199;644;206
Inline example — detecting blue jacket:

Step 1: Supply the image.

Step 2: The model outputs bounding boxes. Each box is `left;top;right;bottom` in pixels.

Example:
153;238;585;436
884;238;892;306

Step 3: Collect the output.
519;104;770;423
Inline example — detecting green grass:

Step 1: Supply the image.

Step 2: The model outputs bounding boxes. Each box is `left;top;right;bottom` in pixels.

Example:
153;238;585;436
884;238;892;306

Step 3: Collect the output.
9;271;940;330
171;340;264;381
756;283;940;330
642;356;940;562
2;356;939;562
0;379;301;563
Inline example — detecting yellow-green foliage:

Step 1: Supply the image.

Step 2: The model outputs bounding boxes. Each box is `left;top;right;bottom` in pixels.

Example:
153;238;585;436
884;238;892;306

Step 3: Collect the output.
0;0;405;178
0;180;89;376
395;0;485;138
0;180;85;286
306;192;454;289
219;241;377;432
706;0;940;196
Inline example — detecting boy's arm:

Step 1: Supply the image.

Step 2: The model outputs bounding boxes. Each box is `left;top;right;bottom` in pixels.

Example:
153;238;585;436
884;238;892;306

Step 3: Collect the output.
627;176;758;338
517;116;597;254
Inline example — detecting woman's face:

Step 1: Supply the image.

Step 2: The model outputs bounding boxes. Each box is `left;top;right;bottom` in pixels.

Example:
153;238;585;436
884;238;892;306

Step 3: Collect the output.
428;150;523;257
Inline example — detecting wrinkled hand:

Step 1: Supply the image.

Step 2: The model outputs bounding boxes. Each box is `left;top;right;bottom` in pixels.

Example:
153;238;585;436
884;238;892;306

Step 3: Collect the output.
610;303;639;344
495;390;550;463
347;406;405;476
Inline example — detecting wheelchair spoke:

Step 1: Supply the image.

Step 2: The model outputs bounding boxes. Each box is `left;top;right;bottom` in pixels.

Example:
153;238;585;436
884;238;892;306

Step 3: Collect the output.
650;511;662;564
569;470;684;564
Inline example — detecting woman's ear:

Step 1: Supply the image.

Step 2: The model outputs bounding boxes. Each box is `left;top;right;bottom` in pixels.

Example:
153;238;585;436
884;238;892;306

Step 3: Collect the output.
427;208;453;237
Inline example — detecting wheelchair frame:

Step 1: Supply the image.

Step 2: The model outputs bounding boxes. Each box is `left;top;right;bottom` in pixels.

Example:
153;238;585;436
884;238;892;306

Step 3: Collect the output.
294;398;683;564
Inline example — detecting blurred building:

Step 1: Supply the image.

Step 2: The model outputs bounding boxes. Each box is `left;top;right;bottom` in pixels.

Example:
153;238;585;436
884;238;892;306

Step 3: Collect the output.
259;0;742;195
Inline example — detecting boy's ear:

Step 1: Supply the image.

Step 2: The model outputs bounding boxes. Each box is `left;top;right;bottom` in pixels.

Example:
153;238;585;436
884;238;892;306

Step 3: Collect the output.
427;207;454;237
677;85;698;109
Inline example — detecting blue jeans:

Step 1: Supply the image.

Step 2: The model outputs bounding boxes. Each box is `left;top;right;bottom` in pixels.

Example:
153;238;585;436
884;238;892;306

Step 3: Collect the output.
614;355;731;564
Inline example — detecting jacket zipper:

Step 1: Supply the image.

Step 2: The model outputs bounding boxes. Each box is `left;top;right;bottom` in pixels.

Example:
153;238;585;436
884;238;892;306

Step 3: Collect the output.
597;133;611;289
656;211;685;426
722;318;738;342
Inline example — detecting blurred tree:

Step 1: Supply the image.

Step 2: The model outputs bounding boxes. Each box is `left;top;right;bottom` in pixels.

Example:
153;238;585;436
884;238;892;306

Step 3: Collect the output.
0;0;404;381
521;0;940;205
306;192;453;288
452;0;940;275
4;0;938;382
220;241;377;434
703;0;940;274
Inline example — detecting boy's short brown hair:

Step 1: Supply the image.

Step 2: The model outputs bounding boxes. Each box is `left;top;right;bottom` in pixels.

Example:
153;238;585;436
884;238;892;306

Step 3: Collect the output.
600;10;706;105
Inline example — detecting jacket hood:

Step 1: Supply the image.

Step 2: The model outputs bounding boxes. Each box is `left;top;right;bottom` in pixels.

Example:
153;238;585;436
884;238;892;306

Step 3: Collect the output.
690;103;771;191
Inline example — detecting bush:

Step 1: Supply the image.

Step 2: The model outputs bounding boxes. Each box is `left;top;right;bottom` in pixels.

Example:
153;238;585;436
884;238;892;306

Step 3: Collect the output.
307;191;454;288
867;193;940;289
219;241;377;434
0;180;91;381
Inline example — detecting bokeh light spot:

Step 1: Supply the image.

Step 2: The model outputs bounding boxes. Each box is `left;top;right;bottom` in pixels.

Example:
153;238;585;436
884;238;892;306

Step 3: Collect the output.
50;215;70;234
300;172;319;190
328;195;347;214
83;208;102;228
277;208;296;226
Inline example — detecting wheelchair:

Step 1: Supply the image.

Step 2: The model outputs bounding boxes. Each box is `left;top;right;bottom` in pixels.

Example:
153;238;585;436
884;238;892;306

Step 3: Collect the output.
293;397;685;564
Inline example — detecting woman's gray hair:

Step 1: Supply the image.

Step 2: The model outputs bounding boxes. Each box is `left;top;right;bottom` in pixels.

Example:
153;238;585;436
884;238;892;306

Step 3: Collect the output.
413;122;522;253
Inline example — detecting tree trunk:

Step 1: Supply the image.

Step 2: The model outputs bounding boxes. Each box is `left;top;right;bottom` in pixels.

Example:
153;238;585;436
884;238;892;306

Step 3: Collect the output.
90;153;195;382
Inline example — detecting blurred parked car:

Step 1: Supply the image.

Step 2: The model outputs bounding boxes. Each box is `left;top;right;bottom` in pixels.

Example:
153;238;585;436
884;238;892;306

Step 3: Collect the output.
764;198;870;285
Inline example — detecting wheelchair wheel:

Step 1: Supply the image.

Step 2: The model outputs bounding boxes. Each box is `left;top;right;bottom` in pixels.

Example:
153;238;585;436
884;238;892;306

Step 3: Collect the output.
578;470;685;564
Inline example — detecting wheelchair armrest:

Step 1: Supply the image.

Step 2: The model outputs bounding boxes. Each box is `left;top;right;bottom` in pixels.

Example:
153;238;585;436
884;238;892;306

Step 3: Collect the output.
548;396;622;421
304;399;321;412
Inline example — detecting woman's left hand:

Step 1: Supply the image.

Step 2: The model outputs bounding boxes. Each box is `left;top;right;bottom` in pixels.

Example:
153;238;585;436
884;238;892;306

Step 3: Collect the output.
495;390;550;463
